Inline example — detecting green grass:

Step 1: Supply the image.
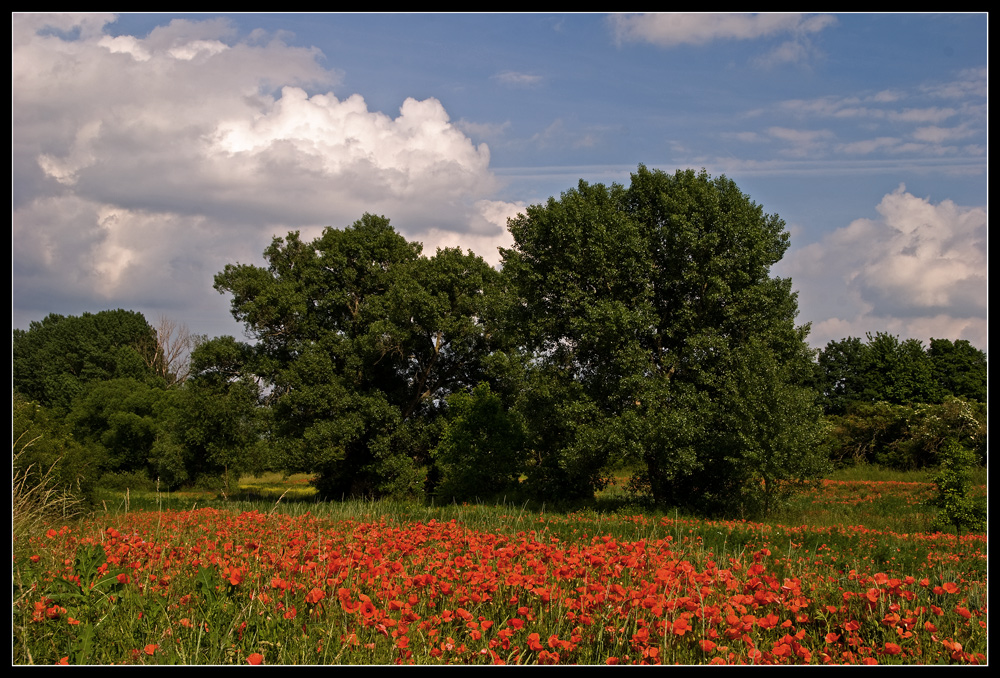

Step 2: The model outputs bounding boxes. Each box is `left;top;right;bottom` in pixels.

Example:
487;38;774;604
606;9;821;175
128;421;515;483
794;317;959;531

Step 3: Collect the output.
84;461;984;540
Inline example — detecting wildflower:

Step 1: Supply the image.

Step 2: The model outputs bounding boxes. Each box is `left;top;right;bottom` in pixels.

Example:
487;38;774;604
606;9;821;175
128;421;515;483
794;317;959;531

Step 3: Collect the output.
305;587;325;605
538;650;560;664
247;653;264;665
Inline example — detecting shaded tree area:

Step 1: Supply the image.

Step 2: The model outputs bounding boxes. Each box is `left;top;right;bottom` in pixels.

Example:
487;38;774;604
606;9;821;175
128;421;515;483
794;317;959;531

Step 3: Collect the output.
12;311;266;498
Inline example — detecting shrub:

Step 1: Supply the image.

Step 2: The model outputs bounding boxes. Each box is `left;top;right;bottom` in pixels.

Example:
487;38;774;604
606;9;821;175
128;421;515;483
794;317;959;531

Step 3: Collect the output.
12;394;102;513
431;383;527;503
930;438;986;534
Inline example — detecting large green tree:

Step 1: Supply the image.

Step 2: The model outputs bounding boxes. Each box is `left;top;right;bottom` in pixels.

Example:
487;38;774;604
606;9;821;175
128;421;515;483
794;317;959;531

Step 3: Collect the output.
13;310;162;410
214;214;502;499
500;165;825;516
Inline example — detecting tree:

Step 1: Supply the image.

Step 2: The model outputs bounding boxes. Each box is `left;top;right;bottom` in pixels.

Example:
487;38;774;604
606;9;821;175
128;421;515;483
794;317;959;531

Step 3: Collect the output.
13;393;103;508
65;378;173;483
213;214;502;499
931;438;986;534
177;335;266;488
136;315;194;387
815;333;985;414
431;383;527;503
500;165;825;516
928;338;987;403
864;332;939;405
816;336;872;415
13;310;162;410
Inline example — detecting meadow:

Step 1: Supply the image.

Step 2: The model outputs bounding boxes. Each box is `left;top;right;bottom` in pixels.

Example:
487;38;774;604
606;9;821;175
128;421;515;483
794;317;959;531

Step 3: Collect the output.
12;467;987;665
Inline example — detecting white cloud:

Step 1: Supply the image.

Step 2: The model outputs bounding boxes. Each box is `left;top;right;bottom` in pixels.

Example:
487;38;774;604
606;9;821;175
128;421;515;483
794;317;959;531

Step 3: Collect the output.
610;13;836;48
780;186;986;349
766;126;835;157
13;14;521;333
493;71;544;87
836;136;900;155
912;123;975;144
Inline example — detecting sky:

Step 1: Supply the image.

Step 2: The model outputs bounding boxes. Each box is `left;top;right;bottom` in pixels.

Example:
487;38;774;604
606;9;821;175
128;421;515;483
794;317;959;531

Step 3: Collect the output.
12;13;988;353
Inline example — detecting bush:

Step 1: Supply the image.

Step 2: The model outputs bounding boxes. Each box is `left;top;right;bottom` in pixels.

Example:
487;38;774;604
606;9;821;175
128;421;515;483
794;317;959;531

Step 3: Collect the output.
97;470;158;492
826;398;986;470
431;384;527;503
930;438;986;534
12;394;102;512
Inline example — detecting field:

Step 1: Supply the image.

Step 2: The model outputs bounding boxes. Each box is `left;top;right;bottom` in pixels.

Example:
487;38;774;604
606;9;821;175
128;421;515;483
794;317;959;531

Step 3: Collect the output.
12;469;987;665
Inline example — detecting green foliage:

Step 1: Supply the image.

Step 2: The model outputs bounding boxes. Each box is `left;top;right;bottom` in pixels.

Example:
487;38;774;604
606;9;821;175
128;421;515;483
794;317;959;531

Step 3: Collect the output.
13;309;162;411
511;365;614;503
431;383;527;502
66;378;169;480
826;397;987;470
12;393;102;509
816;332;986;415
928;338;987;404
501;165;823;516
214;214;502;500
701;340;830;516
179;336;266;485
930;438;986;534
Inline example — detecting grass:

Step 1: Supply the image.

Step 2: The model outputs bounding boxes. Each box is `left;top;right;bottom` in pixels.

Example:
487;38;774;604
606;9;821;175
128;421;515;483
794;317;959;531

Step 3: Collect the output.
84;462;985;539
12;437;84;546
13;485;987;665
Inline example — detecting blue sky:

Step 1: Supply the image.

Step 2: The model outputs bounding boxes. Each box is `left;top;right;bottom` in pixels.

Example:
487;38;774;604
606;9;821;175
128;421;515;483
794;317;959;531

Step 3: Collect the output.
12;13;987;351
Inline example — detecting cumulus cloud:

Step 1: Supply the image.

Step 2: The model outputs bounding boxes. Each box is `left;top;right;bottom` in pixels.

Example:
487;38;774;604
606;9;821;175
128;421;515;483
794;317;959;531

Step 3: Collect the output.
12;14;521;333
779;186;986;349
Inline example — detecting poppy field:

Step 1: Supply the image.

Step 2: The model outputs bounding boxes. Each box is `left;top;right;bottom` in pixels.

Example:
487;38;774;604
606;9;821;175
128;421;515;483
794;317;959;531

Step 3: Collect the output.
13;479;987;665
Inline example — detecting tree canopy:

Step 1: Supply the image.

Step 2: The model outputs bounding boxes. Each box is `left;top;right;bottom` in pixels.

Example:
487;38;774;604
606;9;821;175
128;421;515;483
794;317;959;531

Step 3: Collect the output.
500;166;825;515
214;213;502;498
815;332;987;414
14;165;982;515
13;309;162;411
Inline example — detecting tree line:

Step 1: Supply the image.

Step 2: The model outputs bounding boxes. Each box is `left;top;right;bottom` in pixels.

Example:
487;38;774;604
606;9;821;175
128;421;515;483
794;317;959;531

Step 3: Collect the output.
12;166;987;518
